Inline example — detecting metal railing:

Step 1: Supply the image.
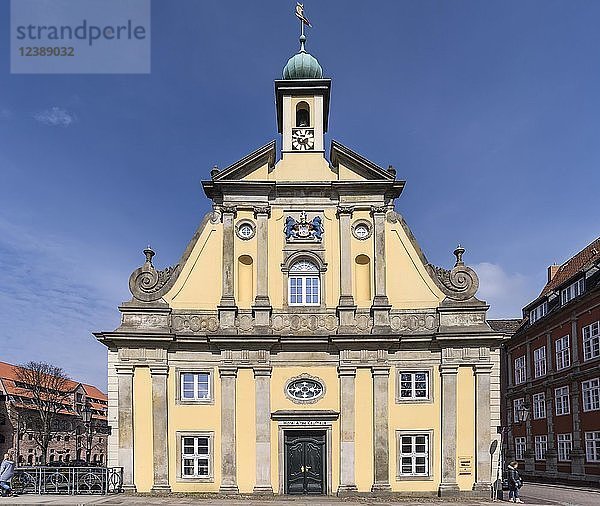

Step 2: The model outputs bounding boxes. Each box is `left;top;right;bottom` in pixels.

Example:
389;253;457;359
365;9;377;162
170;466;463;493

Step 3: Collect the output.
12;466;123;495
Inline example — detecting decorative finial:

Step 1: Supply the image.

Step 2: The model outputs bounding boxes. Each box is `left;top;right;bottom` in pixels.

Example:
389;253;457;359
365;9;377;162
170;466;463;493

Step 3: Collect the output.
453;244;465;266
299;34;306;52
143;246;155;264
210;165;220;178
295;2;312;41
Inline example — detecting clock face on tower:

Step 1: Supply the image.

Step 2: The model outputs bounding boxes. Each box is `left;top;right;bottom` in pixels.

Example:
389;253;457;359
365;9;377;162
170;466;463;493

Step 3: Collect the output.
291;128;315;151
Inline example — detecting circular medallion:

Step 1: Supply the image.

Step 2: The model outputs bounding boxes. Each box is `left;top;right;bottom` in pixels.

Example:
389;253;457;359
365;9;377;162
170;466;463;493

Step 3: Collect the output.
352;220;372;240
285;374;325;404
236;221;255;240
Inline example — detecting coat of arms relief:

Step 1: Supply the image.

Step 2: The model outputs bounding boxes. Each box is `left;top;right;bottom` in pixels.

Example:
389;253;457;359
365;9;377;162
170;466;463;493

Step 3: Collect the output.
284;211;324;242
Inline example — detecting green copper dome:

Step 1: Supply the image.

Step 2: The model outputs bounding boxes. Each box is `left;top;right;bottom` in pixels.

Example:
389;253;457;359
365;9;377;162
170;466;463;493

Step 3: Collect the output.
283;35;323;79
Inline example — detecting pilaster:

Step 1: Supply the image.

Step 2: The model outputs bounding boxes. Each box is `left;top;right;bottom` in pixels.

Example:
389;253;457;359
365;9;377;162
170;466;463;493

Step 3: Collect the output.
439;364;460;496
116;365;136;492
219;366;239;493
253;366;273;495
338;366;358;495
545;385;558;477
371;366;391;492
218;206;238;328
473;364;493;493
150;365;171;492
370;206;391;329
336;207;356;330
570;378;586;478
252;206;272;328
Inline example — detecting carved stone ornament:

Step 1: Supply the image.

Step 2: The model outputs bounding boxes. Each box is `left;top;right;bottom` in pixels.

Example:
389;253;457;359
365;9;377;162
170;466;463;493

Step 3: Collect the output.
284;211;324;242
129;247;180;302
426;245;479;301
284;373;326;404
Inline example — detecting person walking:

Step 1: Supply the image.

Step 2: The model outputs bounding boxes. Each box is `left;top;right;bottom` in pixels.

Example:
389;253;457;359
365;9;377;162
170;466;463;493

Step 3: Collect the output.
0;451;16;497
507;460;523;503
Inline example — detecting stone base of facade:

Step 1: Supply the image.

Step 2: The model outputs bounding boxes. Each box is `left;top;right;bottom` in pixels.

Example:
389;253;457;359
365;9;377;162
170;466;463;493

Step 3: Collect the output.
370;482;392;493
252;486;274;495
438;483;461;496
150;484;171;493
122;484;138;493
336;484;358;496
218;485;240;494
471;482;492;497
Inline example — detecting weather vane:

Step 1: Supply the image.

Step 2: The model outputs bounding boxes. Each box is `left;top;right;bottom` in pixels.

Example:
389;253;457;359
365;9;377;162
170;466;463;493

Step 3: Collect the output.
295;2;312;38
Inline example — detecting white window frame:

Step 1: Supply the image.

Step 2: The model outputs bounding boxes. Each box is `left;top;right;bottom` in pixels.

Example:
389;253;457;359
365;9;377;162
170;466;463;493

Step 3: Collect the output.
555;386;570;416
530;301;548;323
180;372;211;401
176;431;214;482
513;398;525;423
585;431;600;462
583;321;600;361
398;371;430;401
582;378;600;412
534;435;548;461
514;437;526;461
555;335;571;370
396;431;432;479
557;433;572;462
514;355;526;384
288;260;320;306
532;392;546;420
534;346;547;378
176;369;214;405
561;278;585;305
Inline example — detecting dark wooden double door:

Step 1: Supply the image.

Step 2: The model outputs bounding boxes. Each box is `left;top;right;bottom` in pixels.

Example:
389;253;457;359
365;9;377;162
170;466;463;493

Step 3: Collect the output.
284;431;326;495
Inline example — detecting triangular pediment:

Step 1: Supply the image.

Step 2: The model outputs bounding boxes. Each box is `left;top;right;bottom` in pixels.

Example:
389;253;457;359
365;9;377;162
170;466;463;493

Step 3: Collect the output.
211;140;276;181
329;140;397;181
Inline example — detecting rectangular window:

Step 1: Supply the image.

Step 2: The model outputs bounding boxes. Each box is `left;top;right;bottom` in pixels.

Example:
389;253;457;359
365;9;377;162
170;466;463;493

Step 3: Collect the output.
555;386;570;416
288;276;320;306
513;398;525;423
532;392;546;420
583;321;600;361
398;434;430;477
181;435;212;479
530;302;548;323
557;434;572;462
555;335;571;370
534;435;548;460
399;371;429;400
585;431;600;462
561;278;585;305
181;372;211;401
514;437;526;461
514;356;526;384
582;378;600;412
534;346;547;378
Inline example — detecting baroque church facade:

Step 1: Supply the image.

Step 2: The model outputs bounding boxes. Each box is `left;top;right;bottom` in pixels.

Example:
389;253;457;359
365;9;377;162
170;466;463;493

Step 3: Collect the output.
95;32;506;496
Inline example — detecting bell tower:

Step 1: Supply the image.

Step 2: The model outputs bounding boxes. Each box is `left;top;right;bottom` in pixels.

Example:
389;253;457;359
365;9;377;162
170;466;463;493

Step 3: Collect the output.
275;13;330;155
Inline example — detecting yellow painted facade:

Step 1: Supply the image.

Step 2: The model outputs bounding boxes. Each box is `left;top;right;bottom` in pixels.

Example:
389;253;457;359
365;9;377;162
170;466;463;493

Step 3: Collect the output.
96;29;506;498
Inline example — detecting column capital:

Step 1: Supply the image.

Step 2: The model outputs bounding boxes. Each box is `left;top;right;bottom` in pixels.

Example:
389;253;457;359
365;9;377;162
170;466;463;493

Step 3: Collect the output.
473;363;494;374
338;366;357;377
219;366;238;378
149;365;169;376
115;364;135;376
371;365;390;377
336;205;354;217
439;364;459;375
221;205;237;216
253;206;271;217
253;366;272;378
370;205;388;216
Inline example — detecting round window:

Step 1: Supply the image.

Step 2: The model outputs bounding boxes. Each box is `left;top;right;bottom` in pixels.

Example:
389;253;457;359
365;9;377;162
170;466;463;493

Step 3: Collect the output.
236;222;255;240
353;223;371;240
286;378;324;402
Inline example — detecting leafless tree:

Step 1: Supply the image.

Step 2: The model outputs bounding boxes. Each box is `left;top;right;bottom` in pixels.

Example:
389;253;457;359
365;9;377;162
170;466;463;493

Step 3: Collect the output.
13;362;72;465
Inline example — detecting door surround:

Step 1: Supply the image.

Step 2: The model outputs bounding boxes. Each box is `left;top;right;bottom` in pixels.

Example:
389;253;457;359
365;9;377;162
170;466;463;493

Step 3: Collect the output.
272;410;338;495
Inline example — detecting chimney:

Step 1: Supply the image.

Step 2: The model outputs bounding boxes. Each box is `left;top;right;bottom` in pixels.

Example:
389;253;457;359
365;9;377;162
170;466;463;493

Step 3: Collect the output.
548;264;560;282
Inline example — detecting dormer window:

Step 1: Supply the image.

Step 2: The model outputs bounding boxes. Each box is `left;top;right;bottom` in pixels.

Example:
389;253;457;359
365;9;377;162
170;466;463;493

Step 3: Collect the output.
530;301;548;324
561;278;585;305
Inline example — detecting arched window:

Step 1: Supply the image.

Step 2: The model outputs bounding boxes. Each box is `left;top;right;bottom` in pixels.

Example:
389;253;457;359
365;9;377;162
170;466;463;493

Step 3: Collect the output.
355;255;371;305
296;101;310;127
289;260;320;306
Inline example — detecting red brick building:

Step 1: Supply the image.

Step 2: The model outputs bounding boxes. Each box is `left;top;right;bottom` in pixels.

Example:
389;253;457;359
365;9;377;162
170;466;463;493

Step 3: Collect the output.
504;237;600;484
0;361;108;466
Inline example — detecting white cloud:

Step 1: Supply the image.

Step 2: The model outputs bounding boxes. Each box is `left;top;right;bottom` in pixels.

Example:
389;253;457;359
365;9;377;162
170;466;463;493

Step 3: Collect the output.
34;107;76;127
474;262;537;319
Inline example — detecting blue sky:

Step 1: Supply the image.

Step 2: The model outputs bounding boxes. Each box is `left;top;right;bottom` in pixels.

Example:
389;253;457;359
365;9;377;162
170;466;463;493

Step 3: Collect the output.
1;0;599;389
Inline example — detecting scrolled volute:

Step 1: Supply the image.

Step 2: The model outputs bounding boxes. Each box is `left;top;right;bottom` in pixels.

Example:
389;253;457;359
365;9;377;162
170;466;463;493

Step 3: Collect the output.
128;247;180;302
427;245;479;301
